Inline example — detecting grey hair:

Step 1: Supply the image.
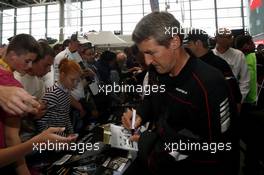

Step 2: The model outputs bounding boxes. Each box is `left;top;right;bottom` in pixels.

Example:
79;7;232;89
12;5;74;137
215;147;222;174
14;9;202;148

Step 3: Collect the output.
132;11;183;47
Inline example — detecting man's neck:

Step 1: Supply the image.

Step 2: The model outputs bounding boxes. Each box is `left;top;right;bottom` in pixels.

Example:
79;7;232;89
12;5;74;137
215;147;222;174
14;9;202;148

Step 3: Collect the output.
216;45;229;54
170;48;190;77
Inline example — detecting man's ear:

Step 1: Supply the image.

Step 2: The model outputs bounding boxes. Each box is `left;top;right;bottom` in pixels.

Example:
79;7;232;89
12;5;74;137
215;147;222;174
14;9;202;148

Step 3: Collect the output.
170;35;181;49
7;51;17;62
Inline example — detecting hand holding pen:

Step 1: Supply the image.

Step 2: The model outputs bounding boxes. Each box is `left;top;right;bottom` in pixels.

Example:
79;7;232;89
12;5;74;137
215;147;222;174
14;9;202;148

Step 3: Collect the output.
121;108;142;141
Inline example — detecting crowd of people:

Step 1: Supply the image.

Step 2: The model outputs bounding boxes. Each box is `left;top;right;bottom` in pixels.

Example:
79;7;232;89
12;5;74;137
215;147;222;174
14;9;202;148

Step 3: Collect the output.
0;11;264;175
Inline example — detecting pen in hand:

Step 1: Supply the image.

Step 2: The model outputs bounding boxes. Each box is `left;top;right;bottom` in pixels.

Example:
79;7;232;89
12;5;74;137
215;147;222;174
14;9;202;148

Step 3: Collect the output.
131;108;136;135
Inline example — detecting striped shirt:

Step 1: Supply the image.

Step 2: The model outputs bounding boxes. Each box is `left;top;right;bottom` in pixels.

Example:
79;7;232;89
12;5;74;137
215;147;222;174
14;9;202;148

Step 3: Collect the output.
36;82;74;135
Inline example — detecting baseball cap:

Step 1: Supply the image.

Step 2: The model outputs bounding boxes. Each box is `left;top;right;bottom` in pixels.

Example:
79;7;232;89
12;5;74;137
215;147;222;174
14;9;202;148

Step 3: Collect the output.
185;29;209;43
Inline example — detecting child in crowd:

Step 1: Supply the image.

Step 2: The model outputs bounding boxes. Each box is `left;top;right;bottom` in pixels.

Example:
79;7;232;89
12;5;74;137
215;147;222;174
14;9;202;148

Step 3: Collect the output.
36;59;82;136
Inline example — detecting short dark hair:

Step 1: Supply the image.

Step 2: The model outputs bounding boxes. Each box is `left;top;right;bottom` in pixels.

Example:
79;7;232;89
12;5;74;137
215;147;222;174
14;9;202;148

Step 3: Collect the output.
100;51;116;63
257;44;264;52
38;39;49;44
36;41;55;62
62;39;70;48
234;35;252;49
70;34;79;42
6;34;40;56
132;12;183;47
186;29;209;48
53;43;63;51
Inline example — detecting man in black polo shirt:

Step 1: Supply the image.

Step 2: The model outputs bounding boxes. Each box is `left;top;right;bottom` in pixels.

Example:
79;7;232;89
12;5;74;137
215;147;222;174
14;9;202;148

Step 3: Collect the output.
122;12;238;175
185;29;242;111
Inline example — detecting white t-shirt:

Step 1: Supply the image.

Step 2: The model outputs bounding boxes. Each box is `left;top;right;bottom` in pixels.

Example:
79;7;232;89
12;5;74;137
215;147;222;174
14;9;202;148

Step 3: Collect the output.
14;72;45;100
42;65;55;89
213;47;250;102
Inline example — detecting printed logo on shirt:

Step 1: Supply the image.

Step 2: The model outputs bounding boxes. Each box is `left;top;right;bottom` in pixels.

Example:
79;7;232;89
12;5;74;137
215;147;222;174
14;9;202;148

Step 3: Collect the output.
219;98;231;133
175;87;188;95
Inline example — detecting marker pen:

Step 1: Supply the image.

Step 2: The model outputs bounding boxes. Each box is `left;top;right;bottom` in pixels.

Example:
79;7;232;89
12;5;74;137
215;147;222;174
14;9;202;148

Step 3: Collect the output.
131;108;136;135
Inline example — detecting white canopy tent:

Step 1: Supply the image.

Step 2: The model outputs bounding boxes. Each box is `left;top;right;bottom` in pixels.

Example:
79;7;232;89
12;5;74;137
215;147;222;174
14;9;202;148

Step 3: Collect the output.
118;35;134;46
84;31;127;47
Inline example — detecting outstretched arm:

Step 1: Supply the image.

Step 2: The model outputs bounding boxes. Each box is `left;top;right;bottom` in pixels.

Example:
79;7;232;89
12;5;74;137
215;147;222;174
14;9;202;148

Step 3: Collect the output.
0;127;76;167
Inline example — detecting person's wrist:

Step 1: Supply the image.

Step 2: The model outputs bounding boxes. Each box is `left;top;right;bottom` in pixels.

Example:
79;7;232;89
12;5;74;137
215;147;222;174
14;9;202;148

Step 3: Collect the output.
31;132;45;144
30;135;41;145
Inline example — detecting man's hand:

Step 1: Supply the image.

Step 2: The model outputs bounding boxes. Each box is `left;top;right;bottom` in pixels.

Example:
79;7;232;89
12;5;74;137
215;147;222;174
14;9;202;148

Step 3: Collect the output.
130;134;140;142
82;68;96;78
128;67;142;74
121;108;142;130
0;86;40;115
33;100;47;119
122;109;142;142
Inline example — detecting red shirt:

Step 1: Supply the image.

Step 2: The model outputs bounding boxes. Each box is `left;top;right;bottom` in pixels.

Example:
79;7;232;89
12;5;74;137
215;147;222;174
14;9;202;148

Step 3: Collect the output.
0;68;22;148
